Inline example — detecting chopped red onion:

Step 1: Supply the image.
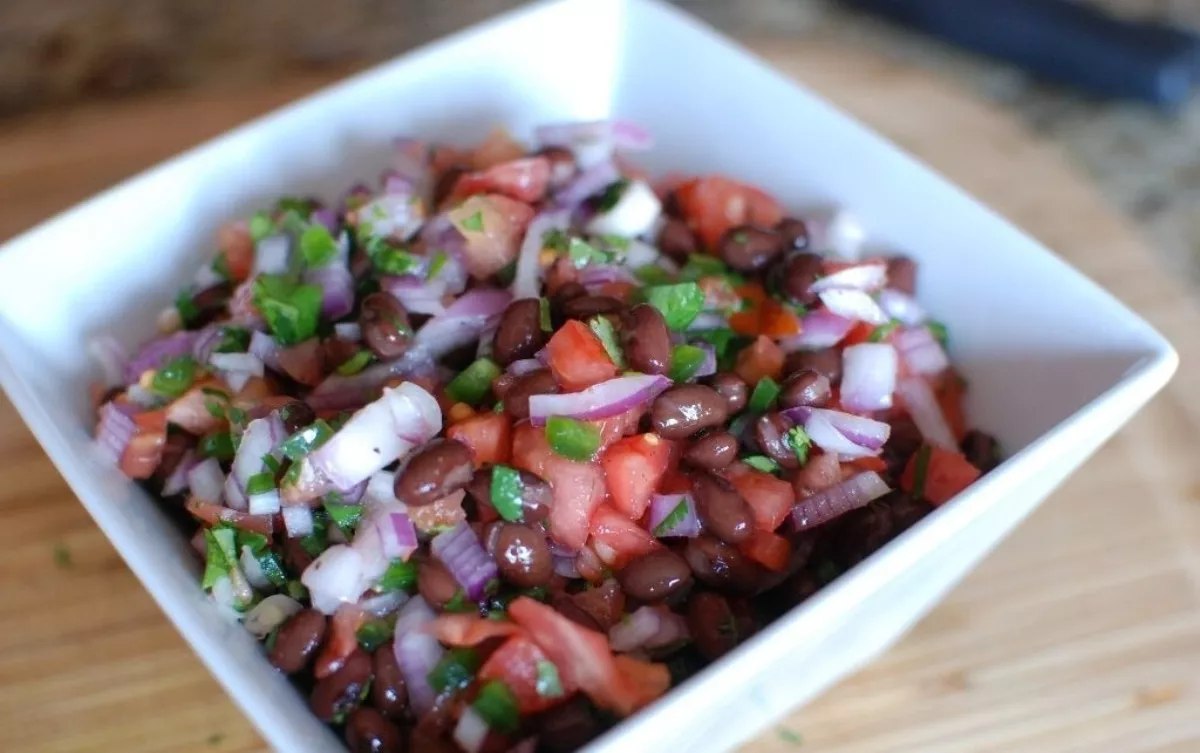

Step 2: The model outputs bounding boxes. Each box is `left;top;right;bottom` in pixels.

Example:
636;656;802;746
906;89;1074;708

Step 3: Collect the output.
791;471;891;530
305;263;355;320
431;522;498;601
302;543;367;613
93;402;136;466
512;210;571;300
242;594;303;638
647;494;701;538
507;358;543;377
786;407;890;458
355;190;425;244
359;589;410;618
778;310;856;352
694;344;717;379
818;289;888;325
187;458;225;504
554;160;621;209
382;275;447;316
454;708;491;753
806;209;866;259
586;180;661;239
536;120;653;168
333;322;361;342
809;261;887;294
553;555;582;579
894;326;949;376
896;376;957;448
254;234;292;275
363;508;418;561
840;343;897;412
283;505;315;538
528;374;671;426
393;596;443;715
609;605;690;653
409;288;512;362
283;382;442;504
877;289;926;326
225;414;286;510
223;370;254;393
88;336;129;388
124;330;198;383
249;331;282;371
578;264;639;293
209;352;265;376
248;488;282;516
310;208;339;233
162;450;199;496
191;325;224;366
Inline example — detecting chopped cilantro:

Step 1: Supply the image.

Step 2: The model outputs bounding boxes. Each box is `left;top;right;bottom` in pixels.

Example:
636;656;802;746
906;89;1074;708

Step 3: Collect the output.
473;681;520;734
377;559;418;592
776;727;805;746
927;320;949;349
596;179;630;212
634;265;674;285
567;237;617;268
175;290;202;327
444;590;475;613
356;619;394;653
325;502;363;535
201;527;238;590
868;319;901;343
251;274;322;346
248;211;274;242
213;326;251;354
280;419;334;461
539;297;552;332
460;210;485;233
786;425;812;465
151;355;198;398
199;432;235;460
336;349;374;376
369;242;424;276
428;648;481;694
299;224;338;267
245;472;276;496
428;250;449;279
588;316;626;369
653;499;691;537
644;282;705;330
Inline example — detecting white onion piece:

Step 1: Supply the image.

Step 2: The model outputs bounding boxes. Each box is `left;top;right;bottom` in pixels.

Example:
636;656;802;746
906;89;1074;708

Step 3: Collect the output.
818;289;888;325
222;369;254;393
453;708;491;753
363;471;400;511
240;546;273;590
248;488;282;515
225;415;286;511
282;505;315;538
809;262;887;294
359;589;410;618
254;234;291;275
877;289;926;326
894;326;949;376
162;450;199;496
528;374;672;426
686;312;728;332
585;180;661;238
896;376;957;449
791;471;891;530
512;211;571;300
382;275;447;316
283;382;442;504
840;343;897;412
242;594;303;638
302;544;368;614
187;458;225;504
209;352;265;376
393;596;443;714
801;410;888;459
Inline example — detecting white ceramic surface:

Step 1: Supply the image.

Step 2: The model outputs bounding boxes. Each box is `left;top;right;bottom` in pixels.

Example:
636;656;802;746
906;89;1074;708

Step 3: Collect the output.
0;0;1176;751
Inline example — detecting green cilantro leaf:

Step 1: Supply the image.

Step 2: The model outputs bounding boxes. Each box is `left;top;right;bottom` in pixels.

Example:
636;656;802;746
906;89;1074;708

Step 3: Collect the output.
868;319;901;343
634;265;674;285
299;224;338;268
743;455;780;473
151;356;198;398
377;559;418;592
644;282;704;331
652;499;691;537
460;210;485;233
786;425;812;465
473;681;520;734
252;275;322;346
248;211;274;243
588;316;626;369
596;179;630;212
175;290;202;328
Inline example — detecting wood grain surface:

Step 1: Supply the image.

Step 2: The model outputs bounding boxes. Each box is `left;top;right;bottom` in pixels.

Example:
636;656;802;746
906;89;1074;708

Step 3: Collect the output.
1;40;1198;753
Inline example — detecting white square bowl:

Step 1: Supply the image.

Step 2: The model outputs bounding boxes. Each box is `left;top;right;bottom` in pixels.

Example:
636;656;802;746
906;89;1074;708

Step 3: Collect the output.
0;0;1177;751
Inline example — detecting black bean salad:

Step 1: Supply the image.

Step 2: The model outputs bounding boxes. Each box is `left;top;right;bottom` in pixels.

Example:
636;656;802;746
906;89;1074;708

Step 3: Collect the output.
89;121;1000;753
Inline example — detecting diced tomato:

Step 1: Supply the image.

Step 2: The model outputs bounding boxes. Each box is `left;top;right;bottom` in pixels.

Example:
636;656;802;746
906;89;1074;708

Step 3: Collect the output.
652;172;690;201
120;431;165;479
447;194;535;280
675;176;785;250
849;455;888;473
314;604;366;679
900;445;981;506
545;320;617;392
597;281;637;302
728;309;761;336
132;409;168;434
726;464;796;532
479;635;576;714
734;335;784;386
736;282;768;308
164;387;217;434
790;450;842;499
739;529;791;572
588;505;660;570
612;655;671;711
446;411;512;466
425;614;522;647
590;405;646;450
217;221;255;282
408;489;467;534
512;422;608;550
508;596;642;716
601;434;673;520
471;126;527;170
937;373;969;442
658;468;692;495
186;498;274;534
758;299;803;338
448;156;551;204
569;578;626;631
277;338;325;386
543;256;580;296
842;321;876;347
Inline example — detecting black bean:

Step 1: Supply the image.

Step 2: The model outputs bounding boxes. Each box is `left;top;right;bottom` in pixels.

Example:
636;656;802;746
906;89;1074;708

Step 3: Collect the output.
706;372;748;414
620;304;672;376
754;412;800;470
779;252;824;305
686;591;739;661
785;348;842;384
493;299;547;366
888;491;934;534
690;471;754;544
394;439;475;507
502;368;559;421
779;369;831;409
617;549;693;603
886;255;917;295
718;225;785;272
310;649;373;723
278;400;317;435
371;640;407;721
345;707;403;753
269;609;327;674
359;293;413;360
534;697;603;753
961;429;1000;473
466;467;551;524
683;536;765;593
417;559;460;611
188;282;235;328
154;431;194;489
833;501;895;568
683;431;739;469
882;417;923;478
776;217;810;250
657;217;698;261
651;385;729;439
494;523;553;589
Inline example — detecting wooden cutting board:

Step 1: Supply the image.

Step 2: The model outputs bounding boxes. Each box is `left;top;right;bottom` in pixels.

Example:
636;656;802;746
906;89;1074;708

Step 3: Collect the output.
2;40;1198;753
